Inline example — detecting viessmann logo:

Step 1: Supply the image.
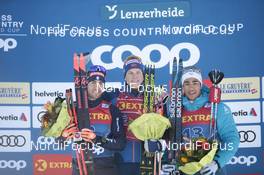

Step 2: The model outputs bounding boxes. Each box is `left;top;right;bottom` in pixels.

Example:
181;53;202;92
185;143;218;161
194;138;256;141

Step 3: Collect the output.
102;1;190;20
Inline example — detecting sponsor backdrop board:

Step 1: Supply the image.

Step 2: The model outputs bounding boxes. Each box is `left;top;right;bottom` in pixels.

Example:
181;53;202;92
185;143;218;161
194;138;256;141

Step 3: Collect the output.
0;0;264;174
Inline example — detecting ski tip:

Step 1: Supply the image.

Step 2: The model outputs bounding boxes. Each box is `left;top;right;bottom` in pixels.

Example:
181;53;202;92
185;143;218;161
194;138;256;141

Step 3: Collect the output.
73;53;79;70
79;54;85;70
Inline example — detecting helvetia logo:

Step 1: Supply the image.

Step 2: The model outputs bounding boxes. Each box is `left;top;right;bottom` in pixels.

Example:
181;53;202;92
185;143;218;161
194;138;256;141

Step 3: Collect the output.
34;90;63;97
0;113;27;121
232;108;257;117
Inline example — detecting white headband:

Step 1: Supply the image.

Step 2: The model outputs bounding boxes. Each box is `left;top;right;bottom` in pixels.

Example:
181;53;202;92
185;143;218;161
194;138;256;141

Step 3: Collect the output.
181;71;202;85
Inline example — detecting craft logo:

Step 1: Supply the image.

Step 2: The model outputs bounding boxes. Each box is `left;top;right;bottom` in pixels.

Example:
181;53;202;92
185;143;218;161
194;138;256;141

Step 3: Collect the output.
102;2;190;20
219;77;260;100
0;83;30;104
33;154;72;175
0;130;31;152
224;101;260;124
32;82;74;104
0;106;30;128
237;125;261;148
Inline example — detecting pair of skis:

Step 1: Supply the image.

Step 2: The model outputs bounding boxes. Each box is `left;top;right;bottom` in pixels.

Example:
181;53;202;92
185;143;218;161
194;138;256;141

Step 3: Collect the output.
169;57;183;163
141;64;163;175
143;64;155;113
65;53;93;175
140;64;156;175
161;57;183;175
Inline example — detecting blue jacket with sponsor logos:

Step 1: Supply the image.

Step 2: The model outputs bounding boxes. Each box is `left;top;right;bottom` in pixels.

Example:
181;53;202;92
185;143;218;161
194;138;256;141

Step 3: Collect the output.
182;86;239;168
67;95;125;160
88;96;126;158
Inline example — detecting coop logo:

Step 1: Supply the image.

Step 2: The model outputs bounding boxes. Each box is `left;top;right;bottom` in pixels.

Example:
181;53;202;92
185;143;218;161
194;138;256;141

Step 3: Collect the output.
102;2;189;20
33;154;72;175
228;155;257;166
91;43;200;74
0;38;17;52
219;77;260;100
0;160;27;171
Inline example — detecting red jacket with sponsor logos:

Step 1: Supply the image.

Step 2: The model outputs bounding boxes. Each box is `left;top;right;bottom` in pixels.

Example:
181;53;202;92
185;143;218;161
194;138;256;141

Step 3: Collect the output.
103;89;168;163
113;90;144;163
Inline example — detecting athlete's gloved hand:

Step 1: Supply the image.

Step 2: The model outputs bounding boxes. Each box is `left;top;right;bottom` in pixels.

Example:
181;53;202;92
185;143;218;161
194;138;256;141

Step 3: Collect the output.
200;160;219;175
81;128;96;143
61;123;78;139
144;139;167;153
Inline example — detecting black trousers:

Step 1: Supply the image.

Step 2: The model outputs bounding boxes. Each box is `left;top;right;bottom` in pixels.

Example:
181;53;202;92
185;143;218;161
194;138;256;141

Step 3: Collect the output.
72;157;118;175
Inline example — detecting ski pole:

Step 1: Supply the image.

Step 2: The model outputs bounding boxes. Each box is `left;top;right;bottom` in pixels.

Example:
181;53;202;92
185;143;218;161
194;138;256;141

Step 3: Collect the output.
208;70;224;139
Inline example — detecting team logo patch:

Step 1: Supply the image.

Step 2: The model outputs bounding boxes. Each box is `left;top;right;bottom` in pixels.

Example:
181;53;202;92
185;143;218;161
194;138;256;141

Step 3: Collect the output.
101;103;109;108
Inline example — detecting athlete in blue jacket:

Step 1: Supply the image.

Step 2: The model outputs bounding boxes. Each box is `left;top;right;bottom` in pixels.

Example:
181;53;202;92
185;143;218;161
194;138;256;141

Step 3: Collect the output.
180;66;239;175
62;65;126;175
